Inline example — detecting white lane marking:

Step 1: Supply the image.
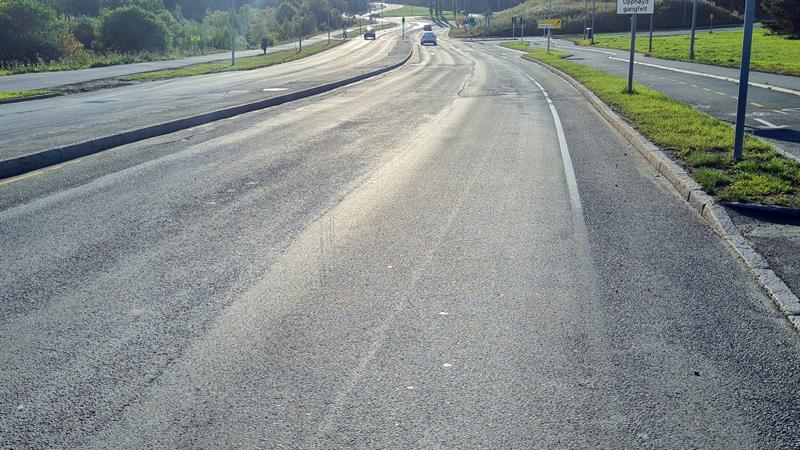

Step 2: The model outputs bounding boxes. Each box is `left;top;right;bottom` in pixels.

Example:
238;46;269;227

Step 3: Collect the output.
607;56;800;96
523;73;584;218
754;118;787;129
442;363;452;368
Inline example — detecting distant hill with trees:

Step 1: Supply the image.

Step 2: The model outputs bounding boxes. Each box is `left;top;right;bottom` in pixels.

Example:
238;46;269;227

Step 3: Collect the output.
449;0;798;38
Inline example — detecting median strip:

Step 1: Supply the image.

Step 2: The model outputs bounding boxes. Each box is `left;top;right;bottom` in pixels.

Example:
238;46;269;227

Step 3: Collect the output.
122;40;344;82
0;40;413;180
0;90;61;104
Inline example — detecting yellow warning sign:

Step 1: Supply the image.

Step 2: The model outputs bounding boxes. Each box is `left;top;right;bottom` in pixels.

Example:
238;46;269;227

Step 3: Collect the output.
538;19;562;29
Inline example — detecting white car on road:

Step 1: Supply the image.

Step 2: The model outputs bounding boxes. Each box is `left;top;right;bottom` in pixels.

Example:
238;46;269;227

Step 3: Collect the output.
420;31;437;46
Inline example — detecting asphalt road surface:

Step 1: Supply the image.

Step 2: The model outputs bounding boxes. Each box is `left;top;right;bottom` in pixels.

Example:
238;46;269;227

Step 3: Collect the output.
0;25;413;160
517;36;800;160
2;29;799;448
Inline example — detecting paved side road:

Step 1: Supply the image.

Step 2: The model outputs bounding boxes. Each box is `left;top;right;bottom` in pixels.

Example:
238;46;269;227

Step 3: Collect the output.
1;33;798;447
514;37;800;159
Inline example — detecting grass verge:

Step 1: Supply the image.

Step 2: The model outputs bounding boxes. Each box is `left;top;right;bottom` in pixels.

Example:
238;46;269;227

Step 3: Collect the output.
0;89;59;101
501;41;800;207
123;40;343;82
573;29;800;77
0;49;227;77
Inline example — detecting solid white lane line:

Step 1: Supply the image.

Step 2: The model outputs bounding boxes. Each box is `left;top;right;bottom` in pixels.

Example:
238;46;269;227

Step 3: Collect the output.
607;56;800;96
523;73;584;218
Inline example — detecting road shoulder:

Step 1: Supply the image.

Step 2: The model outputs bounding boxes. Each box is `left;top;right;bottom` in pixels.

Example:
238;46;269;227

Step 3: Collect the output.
520;49;800;333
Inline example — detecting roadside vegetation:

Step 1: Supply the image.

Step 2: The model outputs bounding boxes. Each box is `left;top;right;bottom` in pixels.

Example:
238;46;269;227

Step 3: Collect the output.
0;0;369;76
501;40;800;207
574;29;800;76
0;89;59;101
123;39;341;81
451;0;739;38
379;4;453;20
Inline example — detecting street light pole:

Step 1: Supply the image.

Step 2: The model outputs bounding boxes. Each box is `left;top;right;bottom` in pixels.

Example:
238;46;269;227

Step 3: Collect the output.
648;12;654;53
591;0;595;44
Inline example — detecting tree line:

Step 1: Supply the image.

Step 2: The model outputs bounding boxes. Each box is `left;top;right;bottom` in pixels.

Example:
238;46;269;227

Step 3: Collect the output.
0;0;370;66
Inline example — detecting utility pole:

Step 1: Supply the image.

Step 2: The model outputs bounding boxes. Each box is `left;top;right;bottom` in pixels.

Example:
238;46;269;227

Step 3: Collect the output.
520;16;525;40
648;12;654;53
733;0;756;161
591;0;595;44
689;0;697;59
230;0;235;65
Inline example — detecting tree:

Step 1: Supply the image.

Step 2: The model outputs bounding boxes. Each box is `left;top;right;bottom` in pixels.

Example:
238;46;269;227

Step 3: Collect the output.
61;0;100;16
70;15;95;48
98;6;170;52
762;0;800;37
0;0;68;62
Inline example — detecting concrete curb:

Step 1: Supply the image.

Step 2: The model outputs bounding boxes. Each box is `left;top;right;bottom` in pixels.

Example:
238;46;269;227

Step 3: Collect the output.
0;43;413;180
522;54;800;333
0;92;62;105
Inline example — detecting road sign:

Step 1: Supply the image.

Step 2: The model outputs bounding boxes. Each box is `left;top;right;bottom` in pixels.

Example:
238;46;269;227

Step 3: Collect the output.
538;19;561;29
617;0;654;15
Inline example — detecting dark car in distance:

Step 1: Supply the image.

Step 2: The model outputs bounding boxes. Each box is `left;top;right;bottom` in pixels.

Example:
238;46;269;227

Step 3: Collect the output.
364;27;376;40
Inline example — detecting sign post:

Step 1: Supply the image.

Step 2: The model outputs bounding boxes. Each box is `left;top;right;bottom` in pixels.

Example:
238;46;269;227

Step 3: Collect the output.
733;0;756;161
538;19;561;53
689;0;698;59
617;0;655;93
402;16;405;40
512;16;516;38
520;17;525;41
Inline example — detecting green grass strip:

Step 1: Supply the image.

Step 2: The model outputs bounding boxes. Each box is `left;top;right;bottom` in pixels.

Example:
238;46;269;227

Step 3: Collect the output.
123;40;344;82
573;29;800;77
501;41;800;207
0;90;59;101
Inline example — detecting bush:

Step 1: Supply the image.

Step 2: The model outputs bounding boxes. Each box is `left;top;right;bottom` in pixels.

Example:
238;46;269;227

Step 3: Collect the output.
98;6;170;52
762;0;800;38
0;0;67;62
71;16;96;49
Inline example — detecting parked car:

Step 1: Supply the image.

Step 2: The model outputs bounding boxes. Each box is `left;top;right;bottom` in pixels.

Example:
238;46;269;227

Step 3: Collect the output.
420;31;437;46
364;26;376;40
